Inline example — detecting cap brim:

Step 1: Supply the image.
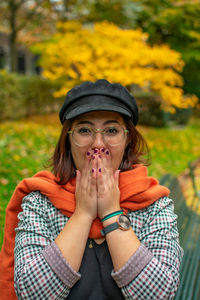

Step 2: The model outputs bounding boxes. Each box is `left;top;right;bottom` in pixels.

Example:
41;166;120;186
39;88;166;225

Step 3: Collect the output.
63;95;132;120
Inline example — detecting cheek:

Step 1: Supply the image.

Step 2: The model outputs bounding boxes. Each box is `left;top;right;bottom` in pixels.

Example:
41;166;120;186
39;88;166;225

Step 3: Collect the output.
71;145;88;170
110;147;126;169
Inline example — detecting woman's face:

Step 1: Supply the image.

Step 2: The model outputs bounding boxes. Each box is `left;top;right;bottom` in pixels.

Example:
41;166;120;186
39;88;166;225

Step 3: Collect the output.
69;111;128;172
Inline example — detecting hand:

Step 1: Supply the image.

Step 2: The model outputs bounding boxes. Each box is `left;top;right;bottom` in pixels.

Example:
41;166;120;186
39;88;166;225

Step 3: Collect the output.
74;152;98;221
96;148;121;219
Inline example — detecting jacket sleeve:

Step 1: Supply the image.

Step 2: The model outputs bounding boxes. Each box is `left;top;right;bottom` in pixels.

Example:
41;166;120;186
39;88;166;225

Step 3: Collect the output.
14;191;80;300
112;197;184;300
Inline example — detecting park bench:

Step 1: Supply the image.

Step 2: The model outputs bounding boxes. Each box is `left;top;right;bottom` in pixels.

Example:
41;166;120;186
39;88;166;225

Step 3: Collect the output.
160;163;200;300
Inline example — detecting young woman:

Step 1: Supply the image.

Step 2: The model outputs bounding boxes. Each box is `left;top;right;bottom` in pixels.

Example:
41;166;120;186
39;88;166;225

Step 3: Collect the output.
0;79;183;299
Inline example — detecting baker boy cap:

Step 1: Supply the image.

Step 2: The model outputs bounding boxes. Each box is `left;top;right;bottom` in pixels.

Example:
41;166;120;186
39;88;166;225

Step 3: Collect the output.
59;79;139;125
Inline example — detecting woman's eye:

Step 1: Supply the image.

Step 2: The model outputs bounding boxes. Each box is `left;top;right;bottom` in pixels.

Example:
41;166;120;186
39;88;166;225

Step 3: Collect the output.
105;127;118;134
78;127;92;134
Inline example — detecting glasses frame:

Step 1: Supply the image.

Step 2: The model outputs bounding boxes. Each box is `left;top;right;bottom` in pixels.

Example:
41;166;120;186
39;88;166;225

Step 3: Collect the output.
68;125;129;147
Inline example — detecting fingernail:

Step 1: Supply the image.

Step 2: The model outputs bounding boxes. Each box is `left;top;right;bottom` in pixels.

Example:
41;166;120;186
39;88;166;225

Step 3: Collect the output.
101;148;105;152
99;154;102;158
87;151;91;156
92;168;95;173
98;168;101;172
92;155;95;160
94;148;98;154
106;150;109;155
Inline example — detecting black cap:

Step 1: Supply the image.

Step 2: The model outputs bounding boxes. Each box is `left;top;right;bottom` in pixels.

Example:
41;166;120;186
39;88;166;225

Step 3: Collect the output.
59;79;138;125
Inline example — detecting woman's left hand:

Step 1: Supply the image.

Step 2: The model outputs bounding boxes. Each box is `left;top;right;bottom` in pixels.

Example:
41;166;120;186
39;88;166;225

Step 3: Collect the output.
96;148;121;219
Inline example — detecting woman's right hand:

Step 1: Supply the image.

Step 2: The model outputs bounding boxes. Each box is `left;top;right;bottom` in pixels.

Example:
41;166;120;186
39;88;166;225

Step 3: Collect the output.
74;152;98;221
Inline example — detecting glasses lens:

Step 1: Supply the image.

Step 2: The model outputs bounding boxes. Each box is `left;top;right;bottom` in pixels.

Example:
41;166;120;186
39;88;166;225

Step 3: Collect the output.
72;126;93;146
104;125;125;146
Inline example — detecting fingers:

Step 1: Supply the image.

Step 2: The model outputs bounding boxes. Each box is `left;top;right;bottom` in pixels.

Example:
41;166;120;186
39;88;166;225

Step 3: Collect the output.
91;152;98;183
96;149;121;218
81;151;93;178
76;147;118;182
97;147;112;178
76;150;98;188
96;147;115;191
75;150;98;220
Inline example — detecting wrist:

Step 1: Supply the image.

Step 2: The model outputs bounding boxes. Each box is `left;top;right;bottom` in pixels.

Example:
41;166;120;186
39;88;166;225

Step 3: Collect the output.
101;214;131;236
102;215;119;227
99;206;121;220
73;210;94;225
101;209;123;222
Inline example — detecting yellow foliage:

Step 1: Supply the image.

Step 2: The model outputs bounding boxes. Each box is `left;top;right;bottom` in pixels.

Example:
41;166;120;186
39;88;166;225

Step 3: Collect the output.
33;21;198;110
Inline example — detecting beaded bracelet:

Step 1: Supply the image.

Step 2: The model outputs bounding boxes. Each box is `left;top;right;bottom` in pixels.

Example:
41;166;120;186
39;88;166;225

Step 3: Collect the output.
101;210;123;222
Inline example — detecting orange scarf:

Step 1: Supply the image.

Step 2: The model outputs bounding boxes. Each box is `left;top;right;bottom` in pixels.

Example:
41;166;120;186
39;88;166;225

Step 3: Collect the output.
0;165;169;299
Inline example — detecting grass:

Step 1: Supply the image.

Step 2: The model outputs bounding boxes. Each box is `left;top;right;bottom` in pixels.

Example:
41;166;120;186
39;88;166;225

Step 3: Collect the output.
142;118;200;177
0;114;200;248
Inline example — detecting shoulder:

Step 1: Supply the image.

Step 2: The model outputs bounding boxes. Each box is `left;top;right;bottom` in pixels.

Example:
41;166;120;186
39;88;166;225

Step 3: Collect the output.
131;196;174;213
21;191;55;216
128;197;176;224
22;190;49;204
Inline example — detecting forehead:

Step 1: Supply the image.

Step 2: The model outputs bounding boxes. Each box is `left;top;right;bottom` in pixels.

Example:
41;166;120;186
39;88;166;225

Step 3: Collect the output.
72;111;125;125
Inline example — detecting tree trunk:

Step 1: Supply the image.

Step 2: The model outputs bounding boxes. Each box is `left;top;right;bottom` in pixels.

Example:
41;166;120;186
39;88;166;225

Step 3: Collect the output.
9;29;17;72
8;0;18;72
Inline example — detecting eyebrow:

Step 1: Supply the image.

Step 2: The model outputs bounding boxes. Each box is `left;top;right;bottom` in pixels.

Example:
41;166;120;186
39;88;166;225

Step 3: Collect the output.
76;120;120;126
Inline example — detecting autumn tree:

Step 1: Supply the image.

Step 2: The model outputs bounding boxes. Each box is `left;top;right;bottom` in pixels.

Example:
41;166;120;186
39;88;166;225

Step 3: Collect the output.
65;0;200;99
33;21;197;112
0;0;59;72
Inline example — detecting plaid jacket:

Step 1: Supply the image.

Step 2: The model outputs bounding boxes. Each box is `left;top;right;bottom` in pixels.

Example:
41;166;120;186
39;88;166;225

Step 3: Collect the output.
14;191;183;299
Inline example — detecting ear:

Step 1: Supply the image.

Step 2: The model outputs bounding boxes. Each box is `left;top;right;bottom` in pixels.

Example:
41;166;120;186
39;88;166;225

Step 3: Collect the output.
125;130;131;147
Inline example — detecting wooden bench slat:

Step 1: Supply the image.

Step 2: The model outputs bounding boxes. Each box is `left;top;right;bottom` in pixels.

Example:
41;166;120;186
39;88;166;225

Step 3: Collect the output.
182;248;200;299
160;171;200;299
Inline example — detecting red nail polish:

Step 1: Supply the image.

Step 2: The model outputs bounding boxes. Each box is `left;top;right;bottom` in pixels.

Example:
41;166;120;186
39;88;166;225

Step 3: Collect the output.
99;168;101;172
99;155;102;158
101;148;105;152
106;150;109;155
87;152;91;156
94;149;98;153
92;168;94;173
92;155;95;160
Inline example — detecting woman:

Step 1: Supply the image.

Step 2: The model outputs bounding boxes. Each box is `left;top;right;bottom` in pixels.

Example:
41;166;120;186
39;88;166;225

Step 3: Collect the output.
0;79;183;299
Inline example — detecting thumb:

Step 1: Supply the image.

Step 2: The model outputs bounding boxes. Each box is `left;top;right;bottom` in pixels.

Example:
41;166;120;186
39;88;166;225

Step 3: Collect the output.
75;170;81;189
114;169;120;186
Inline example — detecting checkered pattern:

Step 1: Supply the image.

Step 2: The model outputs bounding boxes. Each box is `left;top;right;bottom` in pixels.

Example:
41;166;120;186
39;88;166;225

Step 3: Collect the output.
14;191;183;299
121;201;182;299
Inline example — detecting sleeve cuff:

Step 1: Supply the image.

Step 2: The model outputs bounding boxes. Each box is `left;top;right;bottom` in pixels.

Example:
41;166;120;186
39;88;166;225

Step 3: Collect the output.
42;241;81;288
111;243;153;288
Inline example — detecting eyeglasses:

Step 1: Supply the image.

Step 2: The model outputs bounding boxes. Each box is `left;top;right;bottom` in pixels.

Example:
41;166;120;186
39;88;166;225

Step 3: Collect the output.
68;125;129;147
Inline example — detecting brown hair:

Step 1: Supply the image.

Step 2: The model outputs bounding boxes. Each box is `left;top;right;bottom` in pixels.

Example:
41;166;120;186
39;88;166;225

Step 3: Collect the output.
50;117;151;185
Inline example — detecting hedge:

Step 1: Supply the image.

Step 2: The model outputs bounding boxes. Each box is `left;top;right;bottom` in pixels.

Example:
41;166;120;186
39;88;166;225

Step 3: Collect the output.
0;72;63;121
0;71;193;126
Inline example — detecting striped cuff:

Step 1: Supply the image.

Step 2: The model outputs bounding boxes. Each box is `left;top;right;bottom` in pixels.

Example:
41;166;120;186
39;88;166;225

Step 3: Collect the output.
111;243;153;288
42;241;81;288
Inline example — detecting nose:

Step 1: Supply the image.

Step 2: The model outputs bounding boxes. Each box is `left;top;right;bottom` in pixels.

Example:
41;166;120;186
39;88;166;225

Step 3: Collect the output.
91;132;106;150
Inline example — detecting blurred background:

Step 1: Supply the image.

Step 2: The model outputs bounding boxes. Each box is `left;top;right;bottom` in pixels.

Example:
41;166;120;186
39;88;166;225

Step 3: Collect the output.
0;0;200;247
